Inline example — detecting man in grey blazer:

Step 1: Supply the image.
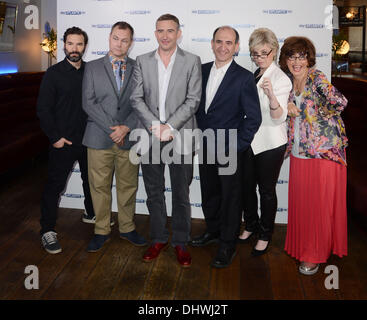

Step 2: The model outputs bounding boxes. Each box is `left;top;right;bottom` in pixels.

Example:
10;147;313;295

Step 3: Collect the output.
83;21;146;252
130;14;202;267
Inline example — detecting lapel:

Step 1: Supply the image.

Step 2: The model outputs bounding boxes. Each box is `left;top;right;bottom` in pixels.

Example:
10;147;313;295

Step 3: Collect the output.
256;61;276;103
256;61;275;88
147;50;160;108
103;54;119;97
200;62;213;113
166;46;185;98
207;60;237;113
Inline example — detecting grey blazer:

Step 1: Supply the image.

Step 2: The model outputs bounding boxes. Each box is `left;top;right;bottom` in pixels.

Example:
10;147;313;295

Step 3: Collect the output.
82;54;137;150
130;46;202;154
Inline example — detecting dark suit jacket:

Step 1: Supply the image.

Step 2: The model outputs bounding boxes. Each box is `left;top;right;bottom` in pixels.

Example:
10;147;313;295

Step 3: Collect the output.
196;60;261;155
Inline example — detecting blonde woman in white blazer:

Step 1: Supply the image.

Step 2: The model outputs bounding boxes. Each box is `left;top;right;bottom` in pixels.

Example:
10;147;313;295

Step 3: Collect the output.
238;28;292;256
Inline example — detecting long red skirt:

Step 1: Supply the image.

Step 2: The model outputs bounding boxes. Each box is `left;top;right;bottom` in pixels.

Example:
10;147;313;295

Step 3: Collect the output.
284;155;348;263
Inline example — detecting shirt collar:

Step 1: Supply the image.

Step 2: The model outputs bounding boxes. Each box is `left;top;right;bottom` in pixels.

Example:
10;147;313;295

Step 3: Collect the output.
212;59;233;74
109;54;127;64
155;46;178;65
63;58;85;72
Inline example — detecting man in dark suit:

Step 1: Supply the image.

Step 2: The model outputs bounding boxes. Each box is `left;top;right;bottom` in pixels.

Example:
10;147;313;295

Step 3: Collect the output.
191;26;261;268
82;21;146;252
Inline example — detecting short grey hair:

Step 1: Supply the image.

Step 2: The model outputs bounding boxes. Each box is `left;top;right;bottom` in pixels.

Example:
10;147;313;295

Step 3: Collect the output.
249;28;279;61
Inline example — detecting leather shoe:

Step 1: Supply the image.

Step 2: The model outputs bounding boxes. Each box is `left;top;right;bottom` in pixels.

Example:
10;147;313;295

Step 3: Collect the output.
87;234;110;252
251;240;270;257
143;242;168;262
120;230;147;247
211;245;237;268
238;230;255;243
190;232;219;247
175;245;192;268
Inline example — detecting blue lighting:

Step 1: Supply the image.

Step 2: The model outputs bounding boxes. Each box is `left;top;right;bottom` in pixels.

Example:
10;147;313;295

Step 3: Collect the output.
0;68;18;75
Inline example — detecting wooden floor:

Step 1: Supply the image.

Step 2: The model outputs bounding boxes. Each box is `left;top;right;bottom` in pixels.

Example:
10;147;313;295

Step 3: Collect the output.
0;157;366;300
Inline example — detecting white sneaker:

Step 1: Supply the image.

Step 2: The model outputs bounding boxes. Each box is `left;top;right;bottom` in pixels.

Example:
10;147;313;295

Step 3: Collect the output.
82;212;115;226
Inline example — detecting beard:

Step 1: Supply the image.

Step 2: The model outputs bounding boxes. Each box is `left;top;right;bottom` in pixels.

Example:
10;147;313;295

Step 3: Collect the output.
64;48;84;62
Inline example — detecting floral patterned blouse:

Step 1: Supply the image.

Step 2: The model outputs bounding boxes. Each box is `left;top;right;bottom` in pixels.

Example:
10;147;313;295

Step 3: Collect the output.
285;68;348;166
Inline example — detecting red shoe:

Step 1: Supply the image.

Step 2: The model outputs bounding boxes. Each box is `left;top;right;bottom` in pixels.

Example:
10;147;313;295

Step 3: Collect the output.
143;242;168;262
175;245;192;268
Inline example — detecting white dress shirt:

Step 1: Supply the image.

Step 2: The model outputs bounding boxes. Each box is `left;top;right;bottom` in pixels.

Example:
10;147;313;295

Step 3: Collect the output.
205;59;232;113
155;47;177;123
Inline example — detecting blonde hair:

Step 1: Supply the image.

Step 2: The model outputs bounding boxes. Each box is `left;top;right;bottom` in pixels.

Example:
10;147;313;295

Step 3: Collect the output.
249;28;279;61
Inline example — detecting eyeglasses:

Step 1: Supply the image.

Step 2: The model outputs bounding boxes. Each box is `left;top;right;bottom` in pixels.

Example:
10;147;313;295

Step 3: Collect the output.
287;54;307;61
250;49;273;60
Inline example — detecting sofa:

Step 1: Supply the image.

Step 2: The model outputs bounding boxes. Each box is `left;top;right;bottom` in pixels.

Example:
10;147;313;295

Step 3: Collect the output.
0;72;49;175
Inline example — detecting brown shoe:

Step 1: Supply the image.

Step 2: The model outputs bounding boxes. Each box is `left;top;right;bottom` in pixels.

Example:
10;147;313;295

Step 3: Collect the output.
143;242;168;262
175;245;192;268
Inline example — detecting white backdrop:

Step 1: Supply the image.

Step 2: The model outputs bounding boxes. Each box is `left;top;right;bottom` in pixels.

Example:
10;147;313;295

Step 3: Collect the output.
58;0;333;224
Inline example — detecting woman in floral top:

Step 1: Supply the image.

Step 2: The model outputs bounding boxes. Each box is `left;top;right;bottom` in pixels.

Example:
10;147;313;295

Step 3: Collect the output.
279;36;348;275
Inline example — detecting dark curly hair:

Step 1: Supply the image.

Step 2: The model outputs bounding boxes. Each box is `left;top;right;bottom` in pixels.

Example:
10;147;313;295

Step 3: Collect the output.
279;36;316;73
63;26;88;46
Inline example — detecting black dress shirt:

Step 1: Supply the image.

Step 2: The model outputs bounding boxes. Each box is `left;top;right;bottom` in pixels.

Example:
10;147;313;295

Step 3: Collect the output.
37;58;87;146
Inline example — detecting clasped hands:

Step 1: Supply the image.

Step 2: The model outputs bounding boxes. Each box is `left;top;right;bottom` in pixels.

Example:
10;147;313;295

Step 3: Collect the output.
110;125;130;146
150;124;174;142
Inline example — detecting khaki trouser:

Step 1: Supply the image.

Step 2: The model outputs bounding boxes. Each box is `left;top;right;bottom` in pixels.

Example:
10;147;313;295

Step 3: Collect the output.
88;145;138;235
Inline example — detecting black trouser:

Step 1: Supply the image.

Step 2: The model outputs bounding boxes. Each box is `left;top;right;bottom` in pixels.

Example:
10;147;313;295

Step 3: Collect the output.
140;142;193;246
40;144;94;235
199;149;244;248
242;144;286;241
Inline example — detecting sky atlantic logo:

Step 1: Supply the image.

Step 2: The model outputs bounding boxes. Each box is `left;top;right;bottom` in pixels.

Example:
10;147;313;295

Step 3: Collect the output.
91;51;109;56
192;10;220;14
92;24;112;29
230;24;255;29
124;10;151;15
190;203;202;208
316;53;329;58
62;193;85;199
136;199;146;204
134;37;151;42
191;38;211;42
60;10;86;15
263;9;293;14
299;24;325;29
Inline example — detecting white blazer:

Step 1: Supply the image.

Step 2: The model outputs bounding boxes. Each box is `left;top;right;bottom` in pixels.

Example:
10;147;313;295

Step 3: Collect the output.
251;62;292;155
